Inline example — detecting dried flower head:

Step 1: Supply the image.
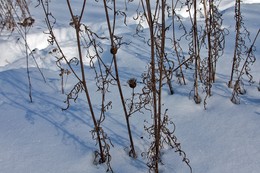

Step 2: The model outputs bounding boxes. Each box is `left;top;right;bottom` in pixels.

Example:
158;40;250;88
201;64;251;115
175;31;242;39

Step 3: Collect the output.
127;78;137;89
110;47;118;55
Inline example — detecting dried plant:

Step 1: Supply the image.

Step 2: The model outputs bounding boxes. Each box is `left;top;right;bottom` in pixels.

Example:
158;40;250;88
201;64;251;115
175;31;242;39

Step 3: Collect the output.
102;0;137;158
0;0;30;32
135;0;192;172
200;0;227;109
5;0;260;172
82;23;116;172
228;1;258;104
231;29;259;104
39;0;114;171
171;0;187;85
1;0;48;102
186;0;201;104
18;16;35;102
67;0;114;170
143;110;192;173
228;0;251;88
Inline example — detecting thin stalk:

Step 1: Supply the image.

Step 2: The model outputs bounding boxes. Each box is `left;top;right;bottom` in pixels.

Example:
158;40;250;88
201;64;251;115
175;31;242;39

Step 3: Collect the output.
40;0;81;82
144;0;159;171
193;0;201;103
156;0;166;172
203;0;213;96
229;0;241;88
25;27;32;102
66;0;105;162
102;0;136;158
172;0;186;85
230;27;259;104
236;29;259;82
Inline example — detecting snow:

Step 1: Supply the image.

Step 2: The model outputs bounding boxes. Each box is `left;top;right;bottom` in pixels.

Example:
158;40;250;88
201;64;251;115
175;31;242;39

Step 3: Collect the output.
0;0;260;173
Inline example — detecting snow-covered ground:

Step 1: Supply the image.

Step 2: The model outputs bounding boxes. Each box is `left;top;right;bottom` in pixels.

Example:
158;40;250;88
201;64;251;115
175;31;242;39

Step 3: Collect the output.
0;0;259;173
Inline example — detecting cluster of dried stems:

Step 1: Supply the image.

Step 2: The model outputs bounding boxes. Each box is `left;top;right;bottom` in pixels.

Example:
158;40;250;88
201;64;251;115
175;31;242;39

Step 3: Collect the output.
228;0;258;104
1;0;259;173
0;0;45;103
0;0;30;31
132;0;194;172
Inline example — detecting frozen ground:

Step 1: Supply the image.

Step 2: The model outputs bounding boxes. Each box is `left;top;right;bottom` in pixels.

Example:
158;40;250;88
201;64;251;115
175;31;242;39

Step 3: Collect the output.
0;0;259;173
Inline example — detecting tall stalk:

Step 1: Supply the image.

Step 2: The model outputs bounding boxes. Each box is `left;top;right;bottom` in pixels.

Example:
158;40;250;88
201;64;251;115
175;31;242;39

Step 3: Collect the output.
202;0;213;96
229;0;241;88
156;0;166;171
188;0;201;104
24;26;33;102
66;0;107;163
102;0;136;158
5;0;47;102
141;0;158;171
171;0;186;85
138;1;192;172
231;29;259;104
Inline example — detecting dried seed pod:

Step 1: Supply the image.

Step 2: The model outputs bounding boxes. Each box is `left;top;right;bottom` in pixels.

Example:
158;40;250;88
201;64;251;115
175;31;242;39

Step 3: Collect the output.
110;47;117;55
127;78;137;88
18;17;35;27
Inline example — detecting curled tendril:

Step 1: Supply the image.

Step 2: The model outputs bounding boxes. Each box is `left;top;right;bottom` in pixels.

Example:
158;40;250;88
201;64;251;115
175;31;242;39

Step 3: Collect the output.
62;81;84;110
